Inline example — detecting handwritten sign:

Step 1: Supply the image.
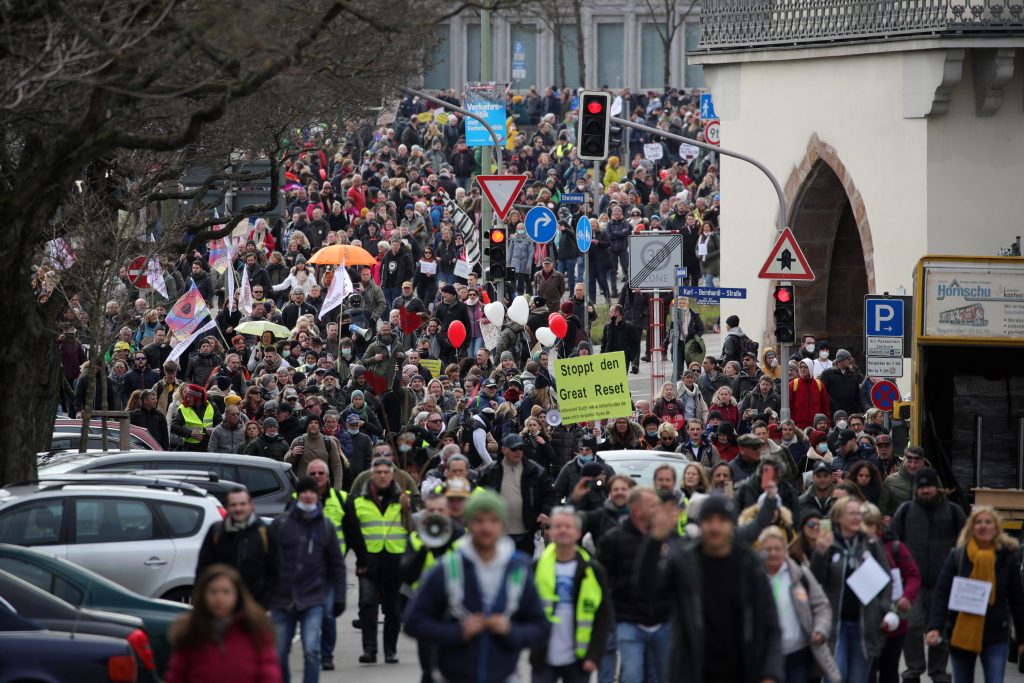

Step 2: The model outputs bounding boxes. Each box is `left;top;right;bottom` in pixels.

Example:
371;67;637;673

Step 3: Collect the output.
948;576;992;616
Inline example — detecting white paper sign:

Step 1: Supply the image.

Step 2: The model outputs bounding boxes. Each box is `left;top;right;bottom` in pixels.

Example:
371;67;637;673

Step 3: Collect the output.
481;319;501;351
643;143;663;161
846;554;890;606
891;569;904;601
419;259;437;275
454;259;471;279
948;576;992;616
680;143;700;161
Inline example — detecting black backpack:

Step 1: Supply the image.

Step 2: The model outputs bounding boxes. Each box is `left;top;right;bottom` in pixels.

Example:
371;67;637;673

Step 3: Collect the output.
741;335;760;359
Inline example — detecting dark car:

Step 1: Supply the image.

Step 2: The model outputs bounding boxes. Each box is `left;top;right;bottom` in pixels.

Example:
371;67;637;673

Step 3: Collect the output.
0;569;156;681
0;543;188;674
38;450;296;516
0;602;137;683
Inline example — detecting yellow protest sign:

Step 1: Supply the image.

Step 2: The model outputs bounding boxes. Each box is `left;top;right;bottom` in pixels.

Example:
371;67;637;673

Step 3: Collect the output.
421;358;443;379
553;351;632;424
435;111;449;124
417;111;433;123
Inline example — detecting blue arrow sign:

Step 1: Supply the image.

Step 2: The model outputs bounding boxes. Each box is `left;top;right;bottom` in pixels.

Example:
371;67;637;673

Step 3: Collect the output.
865;298;904;337
575;215;593;253
525;206;557;244
560;193;586;204
679;286;747;299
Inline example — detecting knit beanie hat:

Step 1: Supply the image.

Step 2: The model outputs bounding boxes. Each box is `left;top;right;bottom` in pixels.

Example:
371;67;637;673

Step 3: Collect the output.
463;489;508;525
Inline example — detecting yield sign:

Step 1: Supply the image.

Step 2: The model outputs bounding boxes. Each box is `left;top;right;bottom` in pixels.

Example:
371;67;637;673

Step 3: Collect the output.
127;255;149;288
758;227;815;281
476;174;526;222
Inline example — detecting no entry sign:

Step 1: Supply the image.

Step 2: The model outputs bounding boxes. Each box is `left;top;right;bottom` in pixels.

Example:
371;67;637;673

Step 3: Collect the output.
870;380;901;412
127;256;149;288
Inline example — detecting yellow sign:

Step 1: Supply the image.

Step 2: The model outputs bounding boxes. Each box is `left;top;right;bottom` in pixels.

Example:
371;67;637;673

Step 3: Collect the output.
421;358;443;379
553;351;632;424
435;111;449;124
417;111;433;123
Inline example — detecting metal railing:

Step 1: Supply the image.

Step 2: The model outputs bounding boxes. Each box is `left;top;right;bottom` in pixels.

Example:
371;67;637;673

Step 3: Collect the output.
697;0;1024;51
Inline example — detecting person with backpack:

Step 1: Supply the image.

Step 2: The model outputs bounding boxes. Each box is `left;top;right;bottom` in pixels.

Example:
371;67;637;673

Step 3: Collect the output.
284;415;347;491
789;359;831;430
195;487;280;608
720;314;756;367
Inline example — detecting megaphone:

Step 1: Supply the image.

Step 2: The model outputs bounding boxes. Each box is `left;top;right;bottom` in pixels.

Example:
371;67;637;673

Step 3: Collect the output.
546;408;562;427
350;324;373;341
415;512;453;549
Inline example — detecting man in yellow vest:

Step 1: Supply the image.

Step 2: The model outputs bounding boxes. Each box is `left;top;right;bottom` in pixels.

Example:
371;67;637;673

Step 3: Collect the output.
169;383;220;451
532;506;612;682
343;456;411;665
304;459;347;672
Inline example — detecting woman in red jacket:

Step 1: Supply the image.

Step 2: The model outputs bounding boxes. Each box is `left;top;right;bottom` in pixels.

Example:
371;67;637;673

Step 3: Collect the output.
165;564;281;683
863;503;921;683
789;358;830;430
707;385;741;429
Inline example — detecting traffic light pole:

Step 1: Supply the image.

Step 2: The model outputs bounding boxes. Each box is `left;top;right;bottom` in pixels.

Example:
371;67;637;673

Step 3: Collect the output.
586;160;601;334
778;281;790;422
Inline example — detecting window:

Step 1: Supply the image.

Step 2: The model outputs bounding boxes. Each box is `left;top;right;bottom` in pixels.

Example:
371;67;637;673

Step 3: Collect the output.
509;25;537;88
596;23;625;89
53;576;84;605
684;22;705;88
640;23;666;89
0;500;64;545
156;503;203;538
238;467;282;498
95;460;149;471
0;557;52;592
74;499;153;544
553;25;581;89
466;23;481;82
423;24;451;90
49;437;73;451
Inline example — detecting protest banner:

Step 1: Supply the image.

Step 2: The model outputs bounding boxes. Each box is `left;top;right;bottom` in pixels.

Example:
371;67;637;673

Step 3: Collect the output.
553;351;631;423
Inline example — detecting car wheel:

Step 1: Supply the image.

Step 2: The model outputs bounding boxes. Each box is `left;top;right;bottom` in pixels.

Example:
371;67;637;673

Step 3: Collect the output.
161;586;193;604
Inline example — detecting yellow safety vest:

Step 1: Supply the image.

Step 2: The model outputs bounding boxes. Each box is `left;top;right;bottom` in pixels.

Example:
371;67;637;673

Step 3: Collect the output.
354;497;407;554
408;531;436;590
534;544;603;660
179;404;214;443
292;488;347;555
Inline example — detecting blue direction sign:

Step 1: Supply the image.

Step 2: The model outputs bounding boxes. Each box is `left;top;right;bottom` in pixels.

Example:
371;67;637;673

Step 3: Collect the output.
575;215;593;253
865;297;904;337
560;193;586;204
678;286;747;299
525;206;557;244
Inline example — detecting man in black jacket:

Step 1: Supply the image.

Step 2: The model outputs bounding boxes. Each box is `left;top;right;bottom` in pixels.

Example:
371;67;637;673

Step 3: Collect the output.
129;389;169;449
819;349;864;415
122;352;160;406
602;304;642;374
477;434;555;554
281;288;318;330
433;285;469;365
640;494;783;683
196;488;281;607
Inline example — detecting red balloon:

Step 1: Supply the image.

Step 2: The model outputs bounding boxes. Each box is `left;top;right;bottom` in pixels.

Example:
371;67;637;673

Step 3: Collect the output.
447;320;467;348
549;312;568;339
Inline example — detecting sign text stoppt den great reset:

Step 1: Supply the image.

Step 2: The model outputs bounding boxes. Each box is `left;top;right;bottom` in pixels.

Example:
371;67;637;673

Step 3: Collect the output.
554;351;632;424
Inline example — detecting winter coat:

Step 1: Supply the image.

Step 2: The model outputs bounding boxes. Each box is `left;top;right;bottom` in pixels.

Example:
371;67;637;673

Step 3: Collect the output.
186;351;222;387
820;365;864;416
380;248;415;289
597;421;644;451
708;400;740;429
811;531;892;658
617;289;650;327
879;467;917;518
598;519;672;626
789;376;830;430
130;406;169;450
636;536;783;683
240;433;289;461
533;269;566;311
775;558;841;683
207;421;247;454
268;504;346;613
890;496;966;588
509;231;532;275
164;618;280;683
606;219;632;253
477;456;556;535
552;456;616;503
196;517;280;607
734;475;801;524
881;536;921;637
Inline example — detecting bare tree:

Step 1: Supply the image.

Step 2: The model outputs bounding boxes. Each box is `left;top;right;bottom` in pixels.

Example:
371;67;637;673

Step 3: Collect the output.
642;0;700;87
0;0;490;485
520;0;588;89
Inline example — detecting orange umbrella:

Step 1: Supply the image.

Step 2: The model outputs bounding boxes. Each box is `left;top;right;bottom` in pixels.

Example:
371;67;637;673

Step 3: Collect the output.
308;244;377;266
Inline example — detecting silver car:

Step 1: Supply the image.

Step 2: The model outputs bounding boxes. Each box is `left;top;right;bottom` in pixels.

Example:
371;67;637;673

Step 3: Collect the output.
597;449;692;486
0;479;224;602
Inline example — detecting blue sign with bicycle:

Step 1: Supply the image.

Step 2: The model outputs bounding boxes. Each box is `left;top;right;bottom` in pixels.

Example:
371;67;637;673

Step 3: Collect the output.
576;215;592;253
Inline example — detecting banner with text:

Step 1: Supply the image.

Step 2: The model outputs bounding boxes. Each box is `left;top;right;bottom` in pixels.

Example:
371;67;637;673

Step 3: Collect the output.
465;82;507;147
553;351;632;424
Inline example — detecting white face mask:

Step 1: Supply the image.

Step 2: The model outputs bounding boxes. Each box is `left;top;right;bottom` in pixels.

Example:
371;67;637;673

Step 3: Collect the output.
805;343;816;353
818;350;829;359
837;419;848;430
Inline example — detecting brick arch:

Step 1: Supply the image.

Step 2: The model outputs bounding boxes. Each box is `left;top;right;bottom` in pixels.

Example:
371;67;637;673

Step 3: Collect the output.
771;134;875;359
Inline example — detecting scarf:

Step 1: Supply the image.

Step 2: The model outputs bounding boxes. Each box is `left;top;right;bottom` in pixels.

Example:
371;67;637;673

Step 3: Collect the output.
950;538;997;653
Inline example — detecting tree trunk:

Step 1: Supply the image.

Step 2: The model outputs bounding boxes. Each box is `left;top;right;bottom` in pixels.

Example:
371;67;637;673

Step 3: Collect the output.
574;1;586;88
663;33;673;87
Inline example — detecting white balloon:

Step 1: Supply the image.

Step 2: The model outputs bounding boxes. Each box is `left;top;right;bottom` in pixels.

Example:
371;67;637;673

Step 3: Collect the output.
484;302;505;328
536;326;557;347
508;295;530;325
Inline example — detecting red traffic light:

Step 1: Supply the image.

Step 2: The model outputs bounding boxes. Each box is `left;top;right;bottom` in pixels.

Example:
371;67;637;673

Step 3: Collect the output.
774;287;792;303
587;100;604;114
489;228;505;244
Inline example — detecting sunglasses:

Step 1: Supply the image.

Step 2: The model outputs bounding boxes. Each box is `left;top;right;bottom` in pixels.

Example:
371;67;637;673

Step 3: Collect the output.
310;471;328;477
804;521;819;529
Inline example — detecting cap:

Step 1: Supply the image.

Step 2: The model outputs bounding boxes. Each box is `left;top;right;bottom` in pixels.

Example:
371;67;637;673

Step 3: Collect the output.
579;434;598;451
264;400;279;412
542;257;553;264
114;341;132;351
277;402;294;414
698;495;736;524
813;461;832;475
224;394;242;406
482;378;498;388
876;434;893;444
502;433;525;449
441;284;457;295
262;417;279;429
444;477;472;498
346;413;362;424
742;351;757;360
500;351;514;361
915;467;940;489
295;476;319;495
835;349;852;362
837;429;857;446
532;296;546;307
737;434;762;448
283;388;298;399
813;413;828;426
581;462;604;478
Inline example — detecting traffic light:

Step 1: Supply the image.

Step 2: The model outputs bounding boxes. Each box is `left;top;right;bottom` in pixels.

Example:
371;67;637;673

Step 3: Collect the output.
487;226;507;281
773;285;795;342
576;91;612;161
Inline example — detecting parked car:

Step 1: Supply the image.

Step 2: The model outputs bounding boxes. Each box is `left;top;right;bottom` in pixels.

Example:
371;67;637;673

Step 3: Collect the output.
39;450;297;516
0;602;137;683
0;569;156;681
0;478;224;602
0;542;188;672
49;419;162;452
597;449;692;486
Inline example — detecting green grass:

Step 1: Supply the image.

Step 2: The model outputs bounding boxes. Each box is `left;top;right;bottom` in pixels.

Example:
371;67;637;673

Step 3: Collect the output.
587;301;720;345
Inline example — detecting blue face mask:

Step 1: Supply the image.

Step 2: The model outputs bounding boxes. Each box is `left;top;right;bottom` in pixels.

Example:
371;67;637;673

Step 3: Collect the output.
296;501;318;513
347;428;360;435
399;443;412;453
578;453;594;463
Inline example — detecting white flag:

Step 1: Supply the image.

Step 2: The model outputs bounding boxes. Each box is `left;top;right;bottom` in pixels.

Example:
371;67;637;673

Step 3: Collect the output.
226;262;236;312
238;263;253;316
147;258;168;299
319;266;353;320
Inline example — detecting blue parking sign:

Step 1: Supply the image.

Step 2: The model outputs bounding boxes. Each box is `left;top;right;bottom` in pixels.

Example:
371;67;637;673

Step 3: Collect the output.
865;298;904;337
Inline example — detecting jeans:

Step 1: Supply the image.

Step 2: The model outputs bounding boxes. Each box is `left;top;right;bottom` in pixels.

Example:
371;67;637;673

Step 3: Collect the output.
702;272;716;287
558;257;582;290
598;628;617;683
950;642;1008;683
903;587;951;681
835;620;873;683
272;605;324;683
589;265;611;302
616;621;670;683
534;661;590;683
321;584;336;664
468;336;484;356
783;647;811;683
383;287;399;313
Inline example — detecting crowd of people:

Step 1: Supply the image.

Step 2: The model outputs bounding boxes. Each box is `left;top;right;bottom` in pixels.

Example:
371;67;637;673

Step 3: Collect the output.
42;84;1024;683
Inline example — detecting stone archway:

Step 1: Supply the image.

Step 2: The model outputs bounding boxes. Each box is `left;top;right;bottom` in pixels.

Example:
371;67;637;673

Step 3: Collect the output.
780;134;876;361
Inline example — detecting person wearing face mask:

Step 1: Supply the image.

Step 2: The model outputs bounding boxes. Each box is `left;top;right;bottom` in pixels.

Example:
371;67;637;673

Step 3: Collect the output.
790;335;819;363
360;320;403;390
552;435;616;504
240;416;289;461
811;341;832;379
508;221;533;296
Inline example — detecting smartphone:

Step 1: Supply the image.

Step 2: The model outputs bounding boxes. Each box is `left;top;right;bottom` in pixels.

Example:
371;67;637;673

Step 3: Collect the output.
819;519;832;534
760;469;773;491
